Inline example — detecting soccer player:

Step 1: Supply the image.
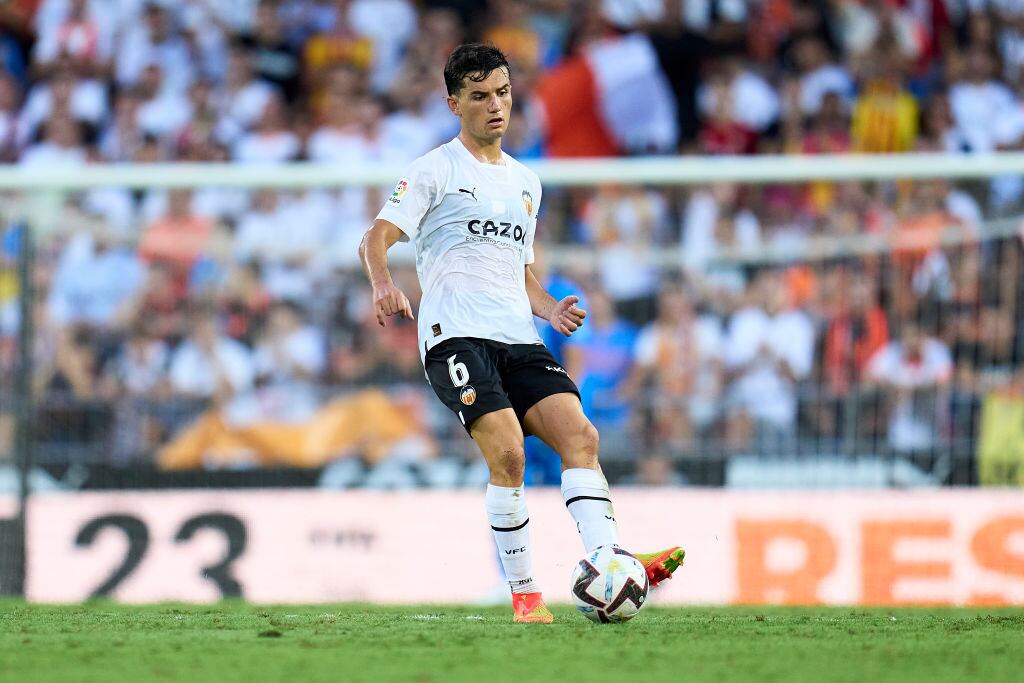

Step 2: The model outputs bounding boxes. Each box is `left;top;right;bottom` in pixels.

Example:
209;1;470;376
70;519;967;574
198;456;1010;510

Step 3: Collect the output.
359;44;684;623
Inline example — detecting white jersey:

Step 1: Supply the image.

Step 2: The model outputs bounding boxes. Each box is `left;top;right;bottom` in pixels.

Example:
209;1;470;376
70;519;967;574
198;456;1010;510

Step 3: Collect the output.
376;138;543;361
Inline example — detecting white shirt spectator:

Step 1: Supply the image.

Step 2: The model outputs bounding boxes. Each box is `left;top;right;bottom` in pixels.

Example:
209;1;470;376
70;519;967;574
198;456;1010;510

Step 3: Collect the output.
725;307;815;429
599;0;745;31
681;188;761;272
275;191;333;259
34;0;122;64
232;130;300;163
800;64;853;115
169;336;256;397
949;80;1018;152
254;326;326;382
867;337;953;451
19;141;87;166
349;0;418;91
117;23;194;94
307;128;369;164
114;338;169;395
223;80;275;130
381;111;440;163
138;187;249;225
136;91;193;138
234;203;280;262
698;69;780;132
19;79;107;144
82;187;136;235
867;338;953;389
47;234;144;326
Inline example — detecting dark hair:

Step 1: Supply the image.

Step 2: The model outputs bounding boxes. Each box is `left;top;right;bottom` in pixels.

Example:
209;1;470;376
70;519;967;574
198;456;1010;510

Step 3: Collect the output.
443;43;510;96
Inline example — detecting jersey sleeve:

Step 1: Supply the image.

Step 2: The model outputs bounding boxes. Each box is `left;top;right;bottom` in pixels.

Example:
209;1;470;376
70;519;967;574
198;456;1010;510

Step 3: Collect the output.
375;155;443;242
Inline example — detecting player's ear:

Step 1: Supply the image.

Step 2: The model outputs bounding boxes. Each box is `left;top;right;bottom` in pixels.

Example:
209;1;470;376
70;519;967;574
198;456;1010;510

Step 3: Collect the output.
446;95;461;118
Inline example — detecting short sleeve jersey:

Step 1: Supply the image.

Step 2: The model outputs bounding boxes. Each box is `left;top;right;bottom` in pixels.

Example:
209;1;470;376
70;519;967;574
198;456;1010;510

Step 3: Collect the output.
376;138;543;361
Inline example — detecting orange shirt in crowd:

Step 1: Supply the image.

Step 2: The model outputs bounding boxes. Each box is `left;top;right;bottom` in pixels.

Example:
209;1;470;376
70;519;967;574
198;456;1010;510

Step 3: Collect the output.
825;306;890;395
139;215;214;270
535;55;618;157
891;210;953;264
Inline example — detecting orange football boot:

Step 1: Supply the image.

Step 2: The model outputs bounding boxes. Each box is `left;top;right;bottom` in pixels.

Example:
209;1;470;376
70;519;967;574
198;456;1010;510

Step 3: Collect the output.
512;592;554;624
634;547;686;586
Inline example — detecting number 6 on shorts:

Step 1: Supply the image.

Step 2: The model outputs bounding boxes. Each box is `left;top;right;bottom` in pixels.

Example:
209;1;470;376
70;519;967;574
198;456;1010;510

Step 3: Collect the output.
447;354;469;387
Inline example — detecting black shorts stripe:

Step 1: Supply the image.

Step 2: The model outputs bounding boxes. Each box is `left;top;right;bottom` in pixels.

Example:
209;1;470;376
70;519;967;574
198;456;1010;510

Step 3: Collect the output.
491;518;530;532
564;495;611;507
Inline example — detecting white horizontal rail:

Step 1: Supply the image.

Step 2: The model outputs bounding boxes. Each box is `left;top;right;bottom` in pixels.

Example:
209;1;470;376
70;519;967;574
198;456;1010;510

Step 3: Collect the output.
0;152;1022;190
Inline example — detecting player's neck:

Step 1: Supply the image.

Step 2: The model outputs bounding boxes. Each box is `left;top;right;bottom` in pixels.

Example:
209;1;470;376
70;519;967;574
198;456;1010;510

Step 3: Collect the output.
458;130;504;165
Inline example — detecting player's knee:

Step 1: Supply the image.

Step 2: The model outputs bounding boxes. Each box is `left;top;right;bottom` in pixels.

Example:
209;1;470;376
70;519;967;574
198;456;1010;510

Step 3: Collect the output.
492;446;525;484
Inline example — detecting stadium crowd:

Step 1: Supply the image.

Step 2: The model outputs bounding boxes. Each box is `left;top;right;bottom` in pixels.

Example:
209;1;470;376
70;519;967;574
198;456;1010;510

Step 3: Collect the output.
0;0;1022;485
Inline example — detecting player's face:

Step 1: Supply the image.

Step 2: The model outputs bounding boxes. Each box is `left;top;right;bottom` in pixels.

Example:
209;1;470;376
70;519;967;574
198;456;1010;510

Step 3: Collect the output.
448;68;512;142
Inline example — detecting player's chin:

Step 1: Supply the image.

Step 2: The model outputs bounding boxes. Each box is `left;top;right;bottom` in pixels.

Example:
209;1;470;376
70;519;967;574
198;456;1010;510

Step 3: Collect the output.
482;123;507;139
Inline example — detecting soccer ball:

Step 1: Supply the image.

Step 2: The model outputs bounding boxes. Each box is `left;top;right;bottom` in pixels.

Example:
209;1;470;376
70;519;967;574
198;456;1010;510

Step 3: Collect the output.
570;546;649;623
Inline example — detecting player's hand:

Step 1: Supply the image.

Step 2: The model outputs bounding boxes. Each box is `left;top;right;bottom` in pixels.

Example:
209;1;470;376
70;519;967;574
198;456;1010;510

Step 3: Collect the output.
549;295;586;337
373;281;415;327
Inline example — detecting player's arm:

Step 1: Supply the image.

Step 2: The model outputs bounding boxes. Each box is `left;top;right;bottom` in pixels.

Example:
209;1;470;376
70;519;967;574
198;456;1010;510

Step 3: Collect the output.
358;219;414;327
525;265;586;337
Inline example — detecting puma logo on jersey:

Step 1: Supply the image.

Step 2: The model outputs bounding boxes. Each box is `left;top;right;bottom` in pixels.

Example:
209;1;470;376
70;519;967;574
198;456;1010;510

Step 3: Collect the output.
467;219;526;244
458;187;477;200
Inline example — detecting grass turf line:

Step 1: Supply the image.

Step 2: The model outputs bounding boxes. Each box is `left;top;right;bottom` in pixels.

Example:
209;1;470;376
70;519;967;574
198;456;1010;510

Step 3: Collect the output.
2;601;1023;683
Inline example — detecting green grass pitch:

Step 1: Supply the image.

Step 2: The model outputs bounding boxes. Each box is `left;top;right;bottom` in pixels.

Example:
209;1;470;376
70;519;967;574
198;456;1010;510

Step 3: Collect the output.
2;601;1022;682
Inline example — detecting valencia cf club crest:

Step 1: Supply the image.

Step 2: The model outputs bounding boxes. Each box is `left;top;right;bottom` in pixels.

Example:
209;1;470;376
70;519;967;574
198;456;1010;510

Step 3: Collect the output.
522;190;533;217
460;385;477;405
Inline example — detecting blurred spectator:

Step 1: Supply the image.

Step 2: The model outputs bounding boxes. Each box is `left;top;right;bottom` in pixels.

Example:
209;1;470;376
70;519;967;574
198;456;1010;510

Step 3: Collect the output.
587;185;668;322
20;63;107;144
47;229;144;329
232;92;300;162
852;56;919;153
724;271;815;448
110;321;170;398
254;299;325;384
117;1;194;94
303;0;373;106
135;62;191;139
0;72;22;161
793;35;853;116
220;45;276;135
139;188;215;274
866;320;952;452
563;287;635;442
19;114;86;165
681;184;761;272
32;0;113;75
628;285;723;451
949;45;1019;152
697;56;779;135
240;0;302;101
169;308;255;401
824;271;890;397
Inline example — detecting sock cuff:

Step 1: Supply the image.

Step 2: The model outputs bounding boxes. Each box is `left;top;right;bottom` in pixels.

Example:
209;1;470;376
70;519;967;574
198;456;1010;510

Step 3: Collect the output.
561;468;609;496
485;483;527;515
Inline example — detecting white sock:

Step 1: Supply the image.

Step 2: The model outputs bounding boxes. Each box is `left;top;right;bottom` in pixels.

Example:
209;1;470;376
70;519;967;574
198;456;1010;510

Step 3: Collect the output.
561;468;619;552
485;483;538;594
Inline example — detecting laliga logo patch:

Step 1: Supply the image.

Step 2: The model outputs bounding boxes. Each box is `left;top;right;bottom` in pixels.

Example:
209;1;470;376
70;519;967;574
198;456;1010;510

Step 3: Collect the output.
460;385;477;406
388;179;409;204
522;190;533;217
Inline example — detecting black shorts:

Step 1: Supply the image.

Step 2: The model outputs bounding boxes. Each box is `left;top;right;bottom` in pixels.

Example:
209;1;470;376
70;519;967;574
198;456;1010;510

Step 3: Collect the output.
424;337;580;434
